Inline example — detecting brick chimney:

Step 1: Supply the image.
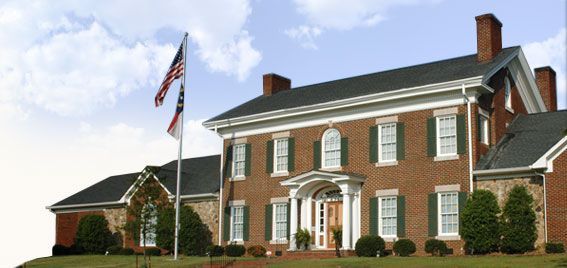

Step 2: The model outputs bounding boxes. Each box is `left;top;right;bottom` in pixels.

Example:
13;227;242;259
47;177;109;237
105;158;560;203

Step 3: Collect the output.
263;73;291;96
475;13;502;62
535;66;557;111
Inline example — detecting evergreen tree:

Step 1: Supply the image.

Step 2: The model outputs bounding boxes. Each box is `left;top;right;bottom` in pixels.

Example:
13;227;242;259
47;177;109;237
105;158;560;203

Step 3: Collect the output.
500;185;537;254
460;190;500;254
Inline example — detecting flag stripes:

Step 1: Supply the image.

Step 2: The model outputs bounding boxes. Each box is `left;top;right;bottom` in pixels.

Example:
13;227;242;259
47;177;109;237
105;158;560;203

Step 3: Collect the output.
155;41;185;107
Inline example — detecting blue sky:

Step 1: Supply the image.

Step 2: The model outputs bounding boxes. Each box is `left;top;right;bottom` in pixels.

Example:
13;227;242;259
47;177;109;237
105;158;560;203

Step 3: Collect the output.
0;0;565;266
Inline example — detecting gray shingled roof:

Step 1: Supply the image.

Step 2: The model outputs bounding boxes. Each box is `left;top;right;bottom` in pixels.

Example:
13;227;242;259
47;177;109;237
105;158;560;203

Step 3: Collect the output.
51;155;220;207
207;47;519;122
476;110;567;170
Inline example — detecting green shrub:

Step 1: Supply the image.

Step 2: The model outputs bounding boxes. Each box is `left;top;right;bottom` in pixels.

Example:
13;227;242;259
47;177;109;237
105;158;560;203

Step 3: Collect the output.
500;186;537;254
75;215;115;254
52;244;69;256
393;239;416;257
206;245;224;257
295;228;312;250
355;235;385;257
106;245;123;255
247;245;267;257
156;206;212;256
144;248;161;256
461;190;500;254
424;239;448;256
119;248;135;255
225;244;246;257
545;242;565;254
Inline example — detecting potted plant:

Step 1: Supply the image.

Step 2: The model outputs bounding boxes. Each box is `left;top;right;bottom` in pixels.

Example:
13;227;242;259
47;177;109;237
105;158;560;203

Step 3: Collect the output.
295;228;311;250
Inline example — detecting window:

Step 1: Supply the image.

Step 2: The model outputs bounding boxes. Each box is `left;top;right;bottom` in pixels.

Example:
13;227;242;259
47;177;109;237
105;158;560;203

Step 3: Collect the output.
379;123;397;162
323;129;341;168
505;77;512;109
140;203;157;246
439;192;459;235
231;206;244;240
232;144;246;177
379;196;397;237
437;115;457;156
274;139;289;172
479;115;489;145
273;203;288;240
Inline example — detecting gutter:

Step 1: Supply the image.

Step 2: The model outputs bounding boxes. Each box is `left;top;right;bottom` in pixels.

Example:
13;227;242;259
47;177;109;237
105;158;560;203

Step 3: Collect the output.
46;201;125;212
463;83;474;193
535;172;549;243
214;124;225;245
473;166;533;176
179;193;219;201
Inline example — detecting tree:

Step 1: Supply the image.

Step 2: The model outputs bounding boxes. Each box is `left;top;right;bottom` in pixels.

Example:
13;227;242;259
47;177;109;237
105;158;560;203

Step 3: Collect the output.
156;206;212;256
461;190;500;254
75;215;114;254
500;185;537;254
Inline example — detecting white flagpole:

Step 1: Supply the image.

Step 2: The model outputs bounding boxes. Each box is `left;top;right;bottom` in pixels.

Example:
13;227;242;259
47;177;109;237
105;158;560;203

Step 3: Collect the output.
174;32;188;261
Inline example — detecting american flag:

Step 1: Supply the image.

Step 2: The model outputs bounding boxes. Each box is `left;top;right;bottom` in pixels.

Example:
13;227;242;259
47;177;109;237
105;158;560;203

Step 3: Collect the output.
154;41;184;107
167;84;184;139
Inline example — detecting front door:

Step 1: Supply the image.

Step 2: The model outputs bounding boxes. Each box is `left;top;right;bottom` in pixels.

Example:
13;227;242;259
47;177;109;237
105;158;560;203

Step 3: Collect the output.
326;201;342;249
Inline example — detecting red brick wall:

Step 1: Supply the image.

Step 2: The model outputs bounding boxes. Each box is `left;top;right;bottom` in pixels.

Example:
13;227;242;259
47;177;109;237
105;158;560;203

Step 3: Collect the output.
55;211;104;246
221;105;472;255
546;151;567;245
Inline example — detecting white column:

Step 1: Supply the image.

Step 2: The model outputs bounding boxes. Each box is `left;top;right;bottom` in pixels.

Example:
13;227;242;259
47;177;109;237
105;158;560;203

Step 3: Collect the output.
342;193;352;249
352;193;360;244
289;197;298;250
305;197;313;232
300;198;307;229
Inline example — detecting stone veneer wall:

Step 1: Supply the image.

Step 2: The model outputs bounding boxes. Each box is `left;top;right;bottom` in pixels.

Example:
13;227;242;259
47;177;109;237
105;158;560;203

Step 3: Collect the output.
476;176;546;251
104;208;128;247
185;199;219;242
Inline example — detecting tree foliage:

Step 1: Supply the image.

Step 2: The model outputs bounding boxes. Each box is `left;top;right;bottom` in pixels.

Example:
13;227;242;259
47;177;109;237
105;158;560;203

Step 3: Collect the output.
461;190;500;254
500;185;537;254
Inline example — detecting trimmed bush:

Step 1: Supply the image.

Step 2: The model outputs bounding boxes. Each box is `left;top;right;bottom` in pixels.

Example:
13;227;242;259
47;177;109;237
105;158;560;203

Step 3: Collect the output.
156;206;212;256
144;248;161;256
75;215;115;254
545;242;565;254
120;248;135;255
393;239;416;257
52;244;69;256
355;235;385;257
500;186;537;254
425;239;448;256
461;190;500;254
225;244;246;257
247;245;267;257
106;245;123;255
206;245;224;257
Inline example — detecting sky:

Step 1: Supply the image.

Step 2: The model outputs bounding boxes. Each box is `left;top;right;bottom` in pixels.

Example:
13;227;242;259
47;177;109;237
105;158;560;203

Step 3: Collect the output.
0;0;565;266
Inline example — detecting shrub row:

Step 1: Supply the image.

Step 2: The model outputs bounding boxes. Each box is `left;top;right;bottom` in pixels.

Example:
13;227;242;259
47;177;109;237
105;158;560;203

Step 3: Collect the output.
205;244;267;257
106;246;135;255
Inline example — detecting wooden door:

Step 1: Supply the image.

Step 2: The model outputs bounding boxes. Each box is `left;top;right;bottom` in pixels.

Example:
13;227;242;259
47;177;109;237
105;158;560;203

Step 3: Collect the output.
326;201;342;249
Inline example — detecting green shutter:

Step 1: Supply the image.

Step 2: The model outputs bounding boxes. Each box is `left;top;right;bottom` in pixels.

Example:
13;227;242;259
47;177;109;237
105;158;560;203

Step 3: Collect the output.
266;140;274;174
427;118;437;156
225;145;233;178
397;196;406;237
428;193;438;237
457;114;466;154
286;203;291;239
487;119;491;146
369;125;378;163
288;138;295;172
477;115;482;141
243;206;250;241
341;137;349;166
369;197;378;236
396;123;405;161
223;206;231;241
265;204;272;241
245;144;252;176
458;192;468;235
313;141;321;170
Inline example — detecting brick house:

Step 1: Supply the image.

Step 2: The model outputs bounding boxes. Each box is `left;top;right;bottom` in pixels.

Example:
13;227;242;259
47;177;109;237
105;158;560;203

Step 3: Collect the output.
202;13;566;255
47;155;220;252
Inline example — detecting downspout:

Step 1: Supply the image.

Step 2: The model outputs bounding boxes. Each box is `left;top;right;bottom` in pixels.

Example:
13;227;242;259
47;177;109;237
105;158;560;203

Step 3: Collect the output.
463;84;474;193
214;125;224;245
535;172;548;243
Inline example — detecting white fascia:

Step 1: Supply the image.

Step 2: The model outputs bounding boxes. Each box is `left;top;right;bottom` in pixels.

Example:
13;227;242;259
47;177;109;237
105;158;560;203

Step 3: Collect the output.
531;136;567;173
178;193;219;201
121;167;175;204
46;201;126;213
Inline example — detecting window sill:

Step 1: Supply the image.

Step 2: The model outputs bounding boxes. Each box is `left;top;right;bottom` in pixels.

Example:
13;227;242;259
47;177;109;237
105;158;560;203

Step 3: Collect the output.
229;176;246;182
376;161;398;167
269;239;289;244
381;236;397;242
435;235;461;241
229;240;244;245
434;155;459;162
505;106;514;114
320;166;342;172
271;171;289;178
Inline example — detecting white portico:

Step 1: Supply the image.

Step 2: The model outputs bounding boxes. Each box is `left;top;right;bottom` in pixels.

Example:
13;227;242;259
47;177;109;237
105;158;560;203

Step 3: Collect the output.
280;170;365;250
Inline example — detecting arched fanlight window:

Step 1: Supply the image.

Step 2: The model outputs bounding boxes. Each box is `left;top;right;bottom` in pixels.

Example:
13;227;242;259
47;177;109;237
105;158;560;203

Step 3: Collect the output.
320;189;343;201
322;128;341;168
504;77;512;109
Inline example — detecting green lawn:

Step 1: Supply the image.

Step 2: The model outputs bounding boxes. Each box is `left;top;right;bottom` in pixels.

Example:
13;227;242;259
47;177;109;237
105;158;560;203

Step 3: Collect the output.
24;254;567;268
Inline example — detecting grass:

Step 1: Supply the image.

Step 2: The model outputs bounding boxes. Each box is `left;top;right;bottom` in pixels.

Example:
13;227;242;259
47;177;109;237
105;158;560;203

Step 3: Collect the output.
24;254;567;268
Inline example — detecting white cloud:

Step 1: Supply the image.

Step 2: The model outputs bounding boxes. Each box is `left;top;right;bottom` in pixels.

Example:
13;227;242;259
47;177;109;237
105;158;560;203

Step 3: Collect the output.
0;0;260;116
523;28;567;109
287;0;439;48
285;25;322;50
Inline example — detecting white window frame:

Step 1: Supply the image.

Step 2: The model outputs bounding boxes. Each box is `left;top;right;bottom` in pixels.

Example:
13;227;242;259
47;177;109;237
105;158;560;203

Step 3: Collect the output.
378;123;397;163
232;144;246;178
378;196;397;238
139;203;157;247
230;206;244;241
322;128;341;168
436;115;457;156
504;77;512;110
438;192;459;236
479;115;489;145
274;138;289;173
272;203;288;240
